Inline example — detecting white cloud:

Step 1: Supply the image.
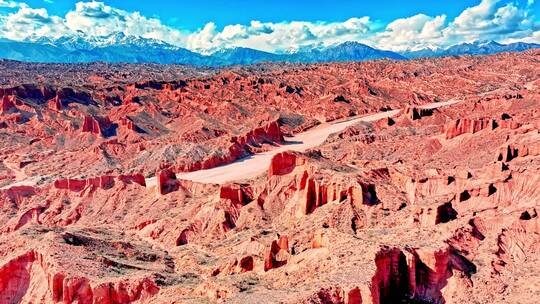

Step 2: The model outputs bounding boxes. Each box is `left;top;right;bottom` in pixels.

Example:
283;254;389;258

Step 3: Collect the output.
0;0;538;53
1;3;68;40
0;0;22;8
64;1;186;44
186;17;372;53
0;1;187;44
444;0;535;45
374;14;447;51
452;0;499;32
372;0;538;51
448;0;531;37
185;20;276;53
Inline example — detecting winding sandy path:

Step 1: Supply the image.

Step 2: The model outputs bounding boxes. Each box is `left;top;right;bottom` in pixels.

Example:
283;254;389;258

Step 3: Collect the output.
0;160;40;190
168;100;460;185
0;100;459;190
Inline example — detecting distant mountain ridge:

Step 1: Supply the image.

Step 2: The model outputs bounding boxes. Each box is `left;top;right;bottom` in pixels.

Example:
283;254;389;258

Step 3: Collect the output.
402;40;540;59
0;33;538;66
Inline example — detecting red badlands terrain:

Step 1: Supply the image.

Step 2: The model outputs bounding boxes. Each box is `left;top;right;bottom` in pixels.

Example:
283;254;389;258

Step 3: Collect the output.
0;51;539;303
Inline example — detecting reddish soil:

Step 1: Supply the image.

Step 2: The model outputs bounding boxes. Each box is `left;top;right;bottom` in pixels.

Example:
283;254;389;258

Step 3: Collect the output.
0;50;539;303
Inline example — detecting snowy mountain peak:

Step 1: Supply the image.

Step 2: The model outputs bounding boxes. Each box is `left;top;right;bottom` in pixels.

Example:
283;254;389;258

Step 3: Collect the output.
24;32;179;51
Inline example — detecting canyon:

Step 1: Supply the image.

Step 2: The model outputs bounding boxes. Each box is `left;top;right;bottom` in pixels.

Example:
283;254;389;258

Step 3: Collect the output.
0;50;539;303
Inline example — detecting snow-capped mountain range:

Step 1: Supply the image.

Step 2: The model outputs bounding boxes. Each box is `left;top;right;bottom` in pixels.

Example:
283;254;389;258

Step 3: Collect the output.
402;40;540;59
27;32;175;50
0;33;538;66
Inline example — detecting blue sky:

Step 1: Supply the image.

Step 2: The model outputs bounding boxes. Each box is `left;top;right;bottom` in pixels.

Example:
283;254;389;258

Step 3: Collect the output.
0;0;539;53
15;0;516;31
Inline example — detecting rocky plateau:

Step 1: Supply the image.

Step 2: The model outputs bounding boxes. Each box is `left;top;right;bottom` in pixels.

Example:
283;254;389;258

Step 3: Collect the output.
0;50;539;303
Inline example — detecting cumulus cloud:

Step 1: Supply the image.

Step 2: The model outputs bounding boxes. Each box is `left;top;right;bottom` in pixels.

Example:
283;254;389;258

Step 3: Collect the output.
64;1;187;44
186;17;372;53
372;0;538;50
0;0;538;53
448;0;532;37
374;14;447;51
0;0;22;8
1;3;68;40
0;1;187;44
185;20;277;53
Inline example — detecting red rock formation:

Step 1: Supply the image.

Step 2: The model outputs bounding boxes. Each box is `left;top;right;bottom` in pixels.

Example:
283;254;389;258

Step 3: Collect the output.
268;151;305;177
0;206;45;232
0;95;16;114
156;168;177;195
233;120;284;147
177;119;284;173
119;116;143;133
0;251;159;304
444;117;521;140
496;142;540;162
263;151;380;220
54;178;91;192
444;118;494;139
413;202;458;226
175;228;193;246
219;183;253;206
53;174;145;192
81;115;113;136
264;235;290;271
238;255;254;272
117;174;146;186
212;255;254;276
370;246;474;304
403;106;433;120
0;186;37;203
347;287;363;304
0;251;39;303
311;230;330;249
306;287;347;304
47;95;64;111
495;211;540;273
